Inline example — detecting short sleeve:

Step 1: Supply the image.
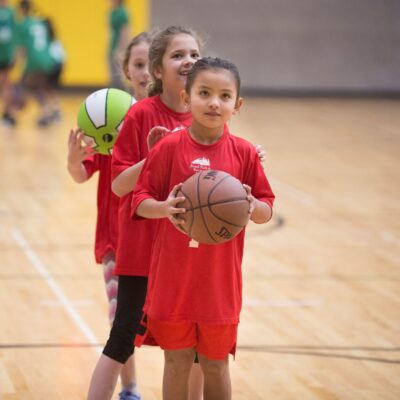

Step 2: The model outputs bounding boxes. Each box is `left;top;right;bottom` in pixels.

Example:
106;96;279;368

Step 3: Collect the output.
111;114;140;180
82;154;100;179
244;147;275;209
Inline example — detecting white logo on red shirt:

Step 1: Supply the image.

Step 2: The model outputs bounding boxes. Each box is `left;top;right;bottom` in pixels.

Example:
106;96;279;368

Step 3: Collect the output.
172;126;185;133
191;157;210;172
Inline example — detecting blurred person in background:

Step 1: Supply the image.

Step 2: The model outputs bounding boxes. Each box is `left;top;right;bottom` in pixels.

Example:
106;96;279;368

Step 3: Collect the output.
44;16;66;123
9;0;61;127
0;0;17;127
109;0;130;89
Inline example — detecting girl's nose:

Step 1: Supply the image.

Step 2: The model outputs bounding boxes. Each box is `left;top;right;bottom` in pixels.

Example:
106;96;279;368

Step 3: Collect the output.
183;55;194;66
209;97;219;109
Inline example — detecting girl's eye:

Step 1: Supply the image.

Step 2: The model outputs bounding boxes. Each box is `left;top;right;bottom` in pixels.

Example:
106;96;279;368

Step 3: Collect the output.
222;93;232;100
173;53;182;59
199;90;208;96
134;62;144;68
192;53;200;59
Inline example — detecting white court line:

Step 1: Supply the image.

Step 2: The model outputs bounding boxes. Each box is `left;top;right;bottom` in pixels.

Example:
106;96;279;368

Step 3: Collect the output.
270;178;316;206
379;230;400;247
12;228;101;353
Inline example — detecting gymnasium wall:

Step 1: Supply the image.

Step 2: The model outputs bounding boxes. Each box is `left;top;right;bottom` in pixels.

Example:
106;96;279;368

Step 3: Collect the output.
10;0;149;86
9;0;399;93
150;0;400;94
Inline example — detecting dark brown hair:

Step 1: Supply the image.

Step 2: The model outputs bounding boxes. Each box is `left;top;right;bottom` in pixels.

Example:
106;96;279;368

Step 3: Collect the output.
185;57;241;99
148;25;204;97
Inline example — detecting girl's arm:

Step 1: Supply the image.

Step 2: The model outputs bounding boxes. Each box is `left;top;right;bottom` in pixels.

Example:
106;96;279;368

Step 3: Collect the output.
250;199;272;223
111;159;145;197
67;129;90;183
112;126;171;197
243;184;272;224
136;183;186;227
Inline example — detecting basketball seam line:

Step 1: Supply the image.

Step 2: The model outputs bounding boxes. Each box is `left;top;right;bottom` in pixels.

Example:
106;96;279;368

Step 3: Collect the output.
179;188;195;235
206;174;248;228
184;199;249;227
197;171;218;243
184;197;247;211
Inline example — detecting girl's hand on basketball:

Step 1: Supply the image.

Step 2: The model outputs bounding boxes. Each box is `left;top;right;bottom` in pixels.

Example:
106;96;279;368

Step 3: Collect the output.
147;126;171;150
165;183;187;230
255;144;266;166
243;184;255;216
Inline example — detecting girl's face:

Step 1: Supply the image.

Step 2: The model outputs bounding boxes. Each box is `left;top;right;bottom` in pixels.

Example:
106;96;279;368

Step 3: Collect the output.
125;41;150;101
185;69;242;131
155;33;201;95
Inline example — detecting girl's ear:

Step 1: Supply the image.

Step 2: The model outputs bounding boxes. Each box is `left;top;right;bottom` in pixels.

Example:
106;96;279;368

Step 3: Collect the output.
233;97;244;115
154;65;162;80
181;90;190;109
123;66;131;81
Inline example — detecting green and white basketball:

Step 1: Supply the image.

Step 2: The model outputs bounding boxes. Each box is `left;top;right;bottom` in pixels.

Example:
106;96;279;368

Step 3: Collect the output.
77;88;136;155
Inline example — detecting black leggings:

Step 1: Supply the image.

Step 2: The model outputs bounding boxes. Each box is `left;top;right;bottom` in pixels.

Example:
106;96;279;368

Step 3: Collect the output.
103;275;148;364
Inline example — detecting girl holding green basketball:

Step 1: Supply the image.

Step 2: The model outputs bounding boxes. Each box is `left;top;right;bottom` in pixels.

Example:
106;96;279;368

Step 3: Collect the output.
67;31;152;400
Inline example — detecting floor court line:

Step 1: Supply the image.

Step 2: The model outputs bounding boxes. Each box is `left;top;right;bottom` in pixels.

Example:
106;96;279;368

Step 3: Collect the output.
11;228;102;354
379;230;400;247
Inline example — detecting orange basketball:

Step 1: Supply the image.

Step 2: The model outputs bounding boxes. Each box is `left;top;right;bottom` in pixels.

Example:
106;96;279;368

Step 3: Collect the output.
176;170;250;244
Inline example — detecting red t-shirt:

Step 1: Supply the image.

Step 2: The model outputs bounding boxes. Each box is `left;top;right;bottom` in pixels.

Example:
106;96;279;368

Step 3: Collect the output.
131;127;275;324
111;95;192;276
83;154;119;264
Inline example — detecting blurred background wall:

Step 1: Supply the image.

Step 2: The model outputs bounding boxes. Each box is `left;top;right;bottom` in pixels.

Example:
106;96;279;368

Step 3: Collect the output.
10;0;149;86
151;0;400;94
9;0;400;94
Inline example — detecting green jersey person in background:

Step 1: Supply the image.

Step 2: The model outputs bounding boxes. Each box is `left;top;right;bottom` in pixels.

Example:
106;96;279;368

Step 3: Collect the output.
109;0;130;89
44;17;66;123
12;0;60;127
0;0;17;126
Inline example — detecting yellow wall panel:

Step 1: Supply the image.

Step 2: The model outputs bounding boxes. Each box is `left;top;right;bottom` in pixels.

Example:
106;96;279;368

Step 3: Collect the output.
10;0;149;86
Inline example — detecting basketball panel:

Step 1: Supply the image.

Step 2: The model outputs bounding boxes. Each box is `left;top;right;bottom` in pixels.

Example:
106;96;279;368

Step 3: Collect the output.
106;88;135;128
208;175;247;205
179;174;200;210
197;170;231;207
190;208;220;244
198;207;243;244
209;199;250;227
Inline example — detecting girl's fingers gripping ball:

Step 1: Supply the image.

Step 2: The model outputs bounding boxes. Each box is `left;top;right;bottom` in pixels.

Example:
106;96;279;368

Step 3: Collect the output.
243;184;255;215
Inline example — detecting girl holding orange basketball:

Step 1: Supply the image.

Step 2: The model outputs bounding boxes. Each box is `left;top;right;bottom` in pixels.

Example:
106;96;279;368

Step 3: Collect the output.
87;27;266;400
131;57;275;399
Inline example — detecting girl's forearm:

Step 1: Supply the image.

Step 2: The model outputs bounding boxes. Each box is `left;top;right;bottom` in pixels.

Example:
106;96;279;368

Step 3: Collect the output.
112;159;146;197
250;199;272;224
136;198;167;219
67;162;88;183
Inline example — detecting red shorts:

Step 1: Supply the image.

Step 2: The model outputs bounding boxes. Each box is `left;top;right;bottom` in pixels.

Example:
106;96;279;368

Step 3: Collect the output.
147;317;238;360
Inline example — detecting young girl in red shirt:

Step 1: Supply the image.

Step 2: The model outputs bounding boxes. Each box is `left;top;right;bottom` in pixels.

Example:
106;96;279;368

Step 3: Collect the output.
87;27;266;400
68;31;151;400
132;57;275;399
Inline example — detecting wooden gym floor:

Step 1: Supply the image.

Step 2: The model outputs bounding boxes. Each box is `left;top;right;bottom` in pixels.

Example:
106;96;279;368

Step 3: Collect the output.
0;94;399;399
